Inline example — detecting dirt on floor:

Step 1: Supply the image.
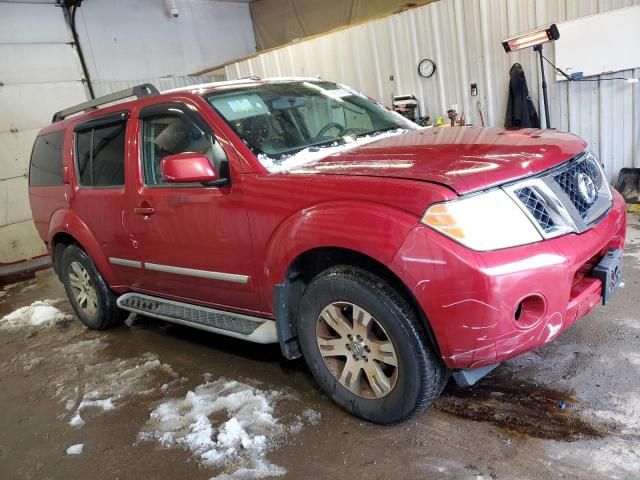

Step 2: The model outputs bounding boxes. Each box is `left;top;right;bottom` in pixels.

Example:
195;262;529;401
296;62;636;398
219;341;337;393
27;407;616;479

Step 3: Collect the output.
1;214;639;480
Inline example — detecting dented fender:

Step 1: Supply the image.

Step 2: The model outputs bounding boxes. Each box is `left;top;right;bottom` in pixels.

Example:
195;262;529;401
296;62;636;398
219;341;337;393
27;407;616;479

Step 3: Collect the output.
262;200;420;310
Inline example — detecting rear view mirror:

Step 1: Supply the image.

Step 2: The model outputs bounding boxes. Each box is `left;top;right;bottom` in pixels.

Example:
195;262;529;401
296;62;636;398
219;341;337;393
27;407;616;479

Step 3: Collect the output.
272;96;308;110
161;152;227;187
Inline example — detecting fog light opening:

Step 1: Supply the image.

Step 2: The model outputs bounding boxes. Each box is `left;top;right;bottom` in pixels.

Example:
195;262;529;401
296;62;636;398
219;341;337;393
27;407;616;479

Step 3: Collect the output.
515;295;546;327
515;303;523;321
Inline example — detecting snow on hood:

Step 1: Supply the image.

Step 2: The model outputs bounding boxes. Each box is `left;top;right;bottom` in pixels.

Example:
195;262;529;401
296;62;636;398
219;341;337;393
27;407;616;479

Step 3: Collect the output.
257;128;408;173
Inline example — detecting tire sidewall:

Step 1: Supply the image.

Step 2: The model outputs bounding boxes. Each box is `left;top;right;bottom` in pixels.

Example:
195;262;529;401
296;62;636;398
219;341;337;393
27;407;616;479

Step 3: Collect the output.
60;245;107;329
298;271;426;423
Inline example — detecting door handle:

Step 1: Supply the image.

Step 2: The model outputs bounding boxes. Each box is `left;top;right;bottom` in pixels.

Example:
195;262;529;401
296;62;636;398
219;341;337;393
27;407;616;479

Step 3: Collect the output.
134;206;155;216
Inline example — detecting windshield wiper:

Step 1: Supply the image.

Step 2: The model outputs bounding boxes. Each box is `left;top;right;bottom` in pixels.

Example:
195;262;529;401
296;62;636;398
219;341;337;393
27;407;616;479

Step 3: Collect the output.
266;127;403;160
271;137;348;159
354;126;402;139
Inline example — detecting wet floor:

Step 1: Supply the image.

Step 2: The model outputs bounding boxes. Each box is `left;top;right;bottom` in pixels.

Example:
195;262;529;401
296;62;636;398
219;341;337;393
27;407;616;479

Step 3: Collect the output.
1;213;639;480
438;377;608;442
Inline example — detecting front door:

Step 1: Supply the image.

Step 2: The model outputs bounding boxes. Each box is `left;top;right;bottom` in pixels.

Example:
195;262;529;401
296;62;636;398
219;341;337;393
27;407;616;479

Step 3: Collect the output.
127;101;261;314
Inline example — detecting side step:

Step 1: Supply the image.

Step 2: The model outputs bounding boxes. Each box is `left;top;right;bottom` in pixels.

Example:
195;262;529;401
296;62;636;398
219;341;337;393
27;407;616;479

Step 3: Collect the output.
117;293;277;344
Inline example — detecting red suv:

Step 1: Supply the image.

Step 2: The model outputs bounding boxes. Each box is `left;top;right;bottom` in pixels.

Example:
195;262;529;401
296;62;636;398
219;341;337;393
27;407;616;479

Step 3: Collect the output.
28;78;626;423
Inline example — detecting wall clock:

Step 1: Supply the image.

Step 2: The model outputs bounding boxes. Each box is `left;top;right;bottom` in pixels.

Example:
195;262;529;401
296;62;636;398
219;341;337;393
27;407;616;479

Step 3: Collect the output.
418;58;436;78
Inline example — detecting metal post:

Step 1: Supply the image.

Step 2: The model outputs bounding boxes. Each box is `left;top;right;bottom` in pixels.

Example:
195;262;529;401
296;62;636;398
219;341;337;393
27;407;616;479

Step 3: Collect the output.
61;1;95;100
534;44;550;129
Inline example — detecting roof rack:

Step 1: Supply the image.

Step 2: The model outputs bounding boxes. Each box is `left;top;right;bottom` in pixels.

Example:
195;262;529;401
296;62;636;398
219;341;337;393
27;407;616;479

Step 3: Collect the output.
52;83;159;123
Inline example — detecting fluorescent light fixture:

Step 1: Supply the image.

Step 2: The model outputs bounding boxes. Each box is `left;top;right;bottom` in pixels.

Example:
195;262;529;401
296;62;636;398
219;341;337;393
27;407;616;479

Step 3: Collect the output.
502;24;560;52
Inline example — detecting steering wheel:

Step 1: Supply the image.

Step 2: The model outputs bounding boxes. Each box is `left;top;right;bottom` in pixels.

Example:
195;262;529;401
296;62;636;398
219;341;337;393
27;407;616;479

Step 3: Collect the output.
314;122;345;140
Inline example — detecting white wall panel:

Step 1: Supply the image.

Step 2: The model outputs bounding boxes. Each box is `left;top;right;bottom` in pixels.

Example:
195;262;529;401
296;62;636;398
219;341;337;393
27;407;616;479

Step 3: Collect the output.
76;0;256;81
225;0;640;182
0;221;48;264
0;82;87;132
0;2;71;44
0;2;88;263
0;129;39;181
0;177;32;226
0;44;84;84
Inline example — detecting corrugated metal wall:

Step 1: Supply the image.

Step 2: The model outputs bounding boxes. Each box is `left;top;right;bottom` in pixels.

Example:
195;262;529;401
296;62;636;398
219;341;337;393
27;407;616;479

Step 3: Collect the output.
224;0;640;183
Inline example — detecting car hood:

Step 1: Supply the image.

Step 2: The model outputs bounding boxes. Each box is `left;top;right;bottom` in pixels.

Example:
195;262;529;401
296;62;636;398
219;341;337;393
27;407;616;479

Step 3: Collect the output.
287;127;587;195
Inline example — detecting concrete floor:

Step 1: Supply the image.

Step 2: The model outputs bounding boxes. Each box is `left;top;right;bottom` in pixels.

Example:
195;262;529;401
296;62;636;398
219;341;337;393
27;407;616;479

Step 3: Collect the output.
1;213;639;480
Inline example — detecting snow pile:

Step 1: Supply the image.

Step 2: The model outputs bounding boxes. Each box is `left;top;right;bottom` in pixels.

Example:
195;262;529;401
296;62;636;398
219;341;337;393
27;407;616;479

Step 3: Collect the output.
66;444;84;455
258;128;406;173
0;299;72;329
139;377;320;479
56;347;179;428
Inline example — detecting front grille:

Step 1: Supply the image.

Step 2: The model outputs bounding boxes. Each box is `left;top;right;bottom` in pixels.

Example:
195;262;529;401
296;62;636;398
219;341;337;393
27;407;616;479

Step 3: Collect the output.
506;151;612;238
515;187;556;233
553;156;603;217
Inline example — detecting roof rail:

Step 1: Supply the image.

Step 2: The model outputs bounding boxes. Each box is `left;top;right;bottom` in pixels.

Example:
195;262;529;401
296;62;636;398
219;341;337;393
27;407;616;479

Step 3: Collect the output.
51;83;159;123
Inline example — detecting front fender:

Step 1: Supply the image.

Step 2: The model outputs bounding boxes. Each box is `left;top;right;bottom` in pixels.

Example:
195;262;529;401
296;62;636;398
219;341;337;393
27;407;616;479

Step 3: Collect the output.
263;200;419;306
48;208;120;286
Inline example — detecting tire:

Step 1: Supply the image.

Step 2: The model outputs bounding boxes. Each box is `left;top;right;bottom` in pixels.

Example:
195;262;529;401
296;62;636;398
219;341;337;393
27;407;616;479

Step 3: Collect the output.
298;266;446;424
60;244;127;330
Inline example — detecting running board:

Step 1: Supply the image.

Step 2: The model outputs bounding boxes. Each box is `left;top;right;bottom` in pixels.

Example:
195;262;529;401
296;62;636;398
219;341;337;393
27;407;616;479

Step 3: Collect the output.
117;293;277;344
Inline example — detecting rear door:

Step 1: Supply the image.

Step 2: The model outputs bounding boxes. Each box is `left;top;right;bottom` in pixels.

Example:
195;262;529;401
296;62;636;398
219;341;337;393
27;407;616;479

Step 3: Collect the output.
70;111;144;286
126;99;261;313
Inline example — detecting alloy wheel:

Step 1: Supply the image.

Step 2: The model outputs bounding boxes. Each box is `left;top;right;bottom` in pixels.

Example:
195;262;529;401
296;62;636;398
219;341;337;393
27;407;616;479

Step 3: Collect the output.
315;301;399;399
68;261;98;317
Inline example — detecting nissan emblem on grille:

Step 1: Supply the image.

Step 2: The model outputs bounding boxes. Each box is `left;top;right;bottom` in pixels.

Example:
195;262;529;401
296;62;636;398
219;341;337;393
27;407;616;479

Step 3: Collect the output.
577;172;597;205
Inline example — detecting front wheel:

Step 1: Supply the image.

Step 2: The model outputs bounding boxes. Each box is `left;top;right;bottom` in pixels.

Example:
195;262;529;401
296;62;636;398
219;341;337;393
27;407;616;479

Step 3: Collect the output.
60;245;128;330
297;266;445;424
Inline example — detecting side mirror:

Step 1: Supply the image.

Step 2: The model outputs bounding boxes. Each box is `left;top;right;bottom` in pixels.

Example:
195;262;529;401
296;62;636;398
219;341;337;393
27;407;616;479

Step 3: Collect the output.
161;152;228;187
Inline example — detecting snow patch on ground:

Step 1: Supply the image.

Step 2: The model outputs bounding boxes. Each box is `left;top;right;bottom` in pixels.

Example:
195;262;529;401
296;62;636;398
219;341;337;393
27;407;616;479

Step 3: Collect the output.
139;377;320;479
65;353;177;427
50;338;178;428
66;444;84;455
0;299;72;329
56;338;107;357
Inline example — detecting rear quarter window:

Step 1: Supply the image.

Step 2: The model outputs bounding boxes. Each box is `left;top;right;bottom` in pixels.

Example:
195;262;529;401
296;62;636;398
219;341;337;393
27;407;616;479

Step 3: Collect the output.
29;131;65;186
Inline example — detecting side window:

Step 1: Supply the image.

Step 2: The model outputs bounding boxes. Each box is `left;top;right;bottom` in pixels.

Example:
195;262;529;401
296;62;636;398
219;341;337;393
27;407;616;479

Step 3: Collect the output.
29;131;65;186
141;113;219;186
75;121;126;187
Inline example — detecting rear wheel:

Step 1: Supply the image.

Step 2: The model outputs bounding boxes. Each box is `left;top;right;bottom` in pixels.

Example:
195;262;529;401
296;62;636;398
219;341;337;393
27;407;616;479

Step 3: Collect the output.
60;245;127;330
298;266;445;424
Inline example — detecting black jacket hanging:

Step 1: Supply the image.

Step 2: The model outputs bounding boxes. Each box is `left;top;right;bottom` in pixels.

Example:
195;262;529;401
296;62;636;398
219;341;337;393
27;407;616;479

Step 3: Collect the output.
504;63;540;129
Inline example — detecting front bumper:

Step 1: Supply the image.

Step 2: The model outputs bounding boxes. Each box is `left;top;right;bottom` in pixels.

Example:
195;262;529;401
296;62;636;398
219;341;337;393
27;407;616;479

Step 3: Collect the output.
390;190;627;370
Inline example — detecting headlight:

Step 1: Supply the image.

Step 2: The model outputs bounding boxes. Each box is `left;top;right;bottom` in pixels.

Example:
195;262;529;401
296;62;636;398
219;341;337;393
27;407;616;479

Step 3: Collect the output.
421;189;543;251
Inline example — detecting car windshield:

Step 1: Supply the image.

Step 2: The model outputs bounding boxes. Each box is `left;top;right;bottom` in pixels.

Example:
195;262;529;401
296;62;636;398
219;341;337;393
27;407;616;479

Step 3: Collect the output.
204;81;416;170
